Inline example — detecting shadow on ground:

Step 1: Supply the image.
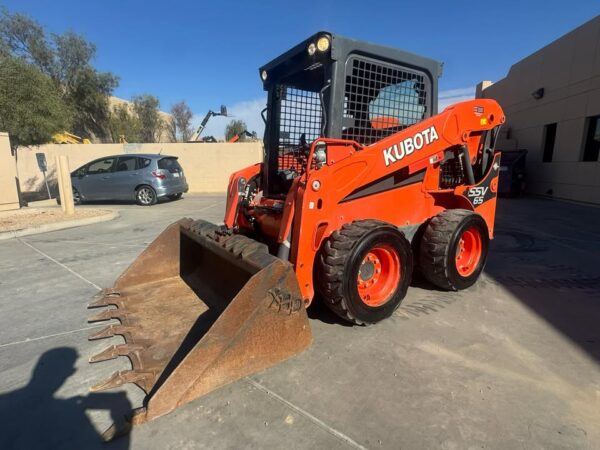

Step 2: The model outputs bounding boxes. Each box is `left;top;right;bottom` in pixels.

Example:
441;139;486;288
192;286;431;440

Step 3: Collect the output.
484;198;600;366
0;348;131;450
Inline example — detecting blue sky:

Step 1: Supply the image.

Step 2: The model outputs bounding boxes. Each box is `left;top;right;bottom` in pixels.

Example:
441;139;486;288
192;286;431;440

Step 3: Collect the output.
3;1;599;137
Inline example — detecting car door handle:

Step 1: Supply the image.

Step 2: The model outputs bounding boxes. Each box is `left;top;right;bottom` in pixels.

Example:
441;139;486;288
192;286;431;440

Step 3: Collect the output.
102;176;111;180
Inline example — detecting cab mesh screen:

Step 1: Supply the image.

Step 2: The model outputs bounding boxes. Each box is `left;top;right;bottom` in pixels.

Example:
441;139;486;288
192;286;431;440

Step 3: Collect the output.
343;56;428;145
277;86;323;173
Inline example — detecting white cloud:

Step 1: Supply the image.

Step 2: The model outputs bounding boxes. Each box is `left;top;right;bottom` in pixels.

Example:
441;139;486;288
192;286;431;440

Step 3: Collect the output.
194;97;267;140
438;86;475;111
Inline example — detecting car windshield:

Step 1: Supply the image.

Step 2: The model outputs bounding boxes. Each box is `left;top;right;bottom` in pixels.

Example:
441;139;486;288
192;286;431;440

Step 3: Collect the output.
158;157;182;173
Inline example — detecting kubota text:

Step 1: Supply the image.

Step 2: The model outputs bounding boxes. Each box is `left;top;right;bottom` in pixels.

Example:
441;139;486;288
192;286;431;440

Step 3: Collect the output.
383;126;439;166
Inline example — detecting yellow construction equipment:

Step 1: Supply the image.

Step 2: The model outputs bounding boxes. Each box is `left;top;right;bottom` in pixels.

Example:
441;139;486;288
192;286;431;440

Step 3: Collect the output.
52;132;91;144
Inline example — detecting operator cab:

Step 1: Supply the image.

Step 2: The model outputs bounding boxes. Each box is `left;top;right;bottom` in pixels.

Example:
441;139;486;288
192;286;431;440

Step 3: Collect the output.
259;32;443;198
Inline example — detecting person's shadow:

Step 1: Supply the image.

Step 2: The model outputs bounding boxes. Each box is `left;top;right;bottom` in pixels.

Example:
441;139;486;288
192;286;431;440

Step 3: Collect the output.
0;347;131;450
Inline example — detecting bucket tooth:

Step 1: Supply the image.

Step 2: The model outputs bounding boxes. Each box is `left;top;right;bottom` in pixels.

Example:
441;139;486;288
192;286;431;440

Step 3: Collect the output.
89;289;121;307
88;296;122;309
89;324;133;341
91;370;155;393
88;297;110;308
88;308;120;323
89;344;143;363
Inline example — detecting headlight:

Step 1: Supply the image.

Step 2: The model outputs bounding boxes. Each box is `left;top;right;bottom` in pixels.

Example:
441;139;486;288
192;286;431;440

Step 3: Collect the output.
307;43;316;56
317;36;330;52
261;70;268;81
314;142;327;168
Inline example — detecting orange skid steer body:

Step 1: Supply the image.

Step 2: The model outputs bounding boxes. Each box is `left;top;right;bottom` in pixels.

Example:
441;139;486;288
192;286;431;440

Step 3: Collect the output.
87;31;505;438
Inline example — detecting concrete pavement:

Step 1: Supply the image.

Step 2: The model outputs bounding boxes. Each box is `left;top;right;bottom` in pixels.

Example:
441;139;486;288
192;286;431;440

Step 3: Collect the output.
0;194;598;449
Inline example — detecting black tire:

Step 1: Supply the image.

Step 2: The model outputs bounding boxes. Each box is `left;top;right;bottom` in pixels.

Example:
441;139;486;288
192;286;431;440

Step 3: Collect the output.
73;188;82;205
419;209;489;291
316;220;413;325
135;185;157;206
168;193;182;201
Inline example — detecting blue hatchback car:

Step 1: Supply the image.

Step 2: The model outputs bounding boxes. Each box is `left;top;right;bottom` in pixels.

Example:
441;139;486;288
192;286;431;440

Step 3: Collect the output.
71;154;189;206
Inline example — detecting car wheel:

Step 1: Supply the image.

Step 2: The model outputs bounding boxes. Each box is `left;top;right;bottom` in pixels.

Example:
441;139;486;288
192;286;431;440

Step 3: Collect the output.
168;193;182;201
73;188;82;205
136;185;157;206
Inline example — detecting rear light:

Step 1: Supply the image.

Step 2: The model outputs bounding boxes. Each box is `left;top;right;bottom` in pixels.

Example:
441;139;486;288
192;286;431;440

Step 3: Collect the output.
152;170;167;180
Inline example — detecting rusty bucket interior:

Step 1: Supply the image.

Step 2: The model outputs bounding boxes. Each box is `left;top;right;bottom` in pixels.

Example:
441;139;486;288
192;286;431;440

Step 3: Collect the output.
87;219;312;439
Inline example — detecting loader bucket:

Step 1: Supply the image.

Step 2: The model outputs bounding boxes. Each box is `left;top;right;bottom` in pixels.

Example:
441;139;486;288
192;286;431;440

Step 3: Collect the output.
87;219;312;439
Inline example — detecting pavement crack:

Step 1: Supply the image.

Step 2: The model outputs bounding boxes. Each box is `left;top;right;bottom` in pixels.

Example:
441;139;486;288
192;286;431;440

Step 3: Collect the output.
18;238;102;290
0;324;104;348
246;378;368;450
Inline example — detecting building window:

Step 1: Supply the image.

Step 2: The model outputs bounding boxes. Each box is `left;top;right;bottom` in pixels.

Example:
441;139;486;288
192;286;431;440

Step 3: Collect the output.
582;115;600;162
542;123;557;162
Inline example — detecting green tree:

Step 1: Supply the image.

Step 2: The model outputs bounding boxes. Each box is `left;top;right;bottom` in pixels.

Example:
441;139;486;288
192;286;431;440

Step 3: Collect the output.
166;117;177;143
0;56;70;151
53;32;118;140
108;104;141;143
225;119;247;142
170;101;193;142
0;9;118;141
0;9;54;72
133;94;163;143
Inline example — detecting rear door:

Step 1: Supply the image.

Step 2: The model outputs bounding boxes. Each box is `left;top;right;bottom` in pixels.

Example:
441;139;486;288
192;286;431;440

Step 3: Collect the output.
80;157;117;200
110;155;140;200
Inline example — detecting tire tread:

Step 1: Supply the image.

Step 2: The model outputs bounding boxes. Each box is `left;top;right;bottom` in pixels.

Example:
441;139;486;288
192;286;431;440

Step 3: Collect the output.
420;209;476;291
317;220;393;325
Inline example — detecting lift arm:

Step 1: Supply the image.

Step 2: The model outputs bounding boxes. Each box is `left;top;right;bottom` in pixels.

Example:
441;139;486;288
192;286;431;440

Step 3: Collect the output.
189;105;228;142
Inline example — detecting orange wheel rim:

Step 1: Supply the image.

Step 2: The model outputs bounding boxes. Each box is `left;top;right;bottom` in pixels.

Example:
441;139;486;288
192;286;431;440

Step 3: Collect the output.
356;245;401;307
455;227;483;277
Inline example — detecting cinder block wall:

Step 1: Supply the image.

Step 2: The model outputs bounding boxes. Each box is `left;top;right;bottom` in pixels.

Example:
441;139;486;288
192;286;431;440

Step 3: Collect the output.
16;142;263;194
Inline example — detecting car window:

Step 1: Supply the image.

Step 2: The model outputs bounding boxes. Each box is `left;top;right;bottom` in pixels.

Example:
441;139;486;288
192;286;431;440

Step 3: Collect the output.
72;165;88;177
115;156;137;172
137;158;152;169
158;157;182;173
87;158;116;175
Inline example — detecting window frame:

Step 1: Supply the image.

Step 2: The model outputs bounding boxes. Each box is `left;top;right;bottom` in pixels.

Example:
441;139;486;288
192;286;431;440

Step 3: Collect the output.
582;115;600;162
542;123;557;163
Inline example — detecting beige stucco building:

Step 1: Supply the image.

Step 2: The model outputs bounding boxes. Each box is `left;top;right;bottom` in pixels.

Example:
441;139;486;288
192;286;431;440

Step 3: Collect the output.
477;15;600;204
0;133;20;211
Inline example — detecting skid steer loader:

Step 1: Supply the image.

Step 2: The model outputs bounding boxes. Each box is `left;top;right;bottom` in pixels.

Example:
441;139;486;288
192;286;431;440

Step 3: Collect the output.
88;32;504;438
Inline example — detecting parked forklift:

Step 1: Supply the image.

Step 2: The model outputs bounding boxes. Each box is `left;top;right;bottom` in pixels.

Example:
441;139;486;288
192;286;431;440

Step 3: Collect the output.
88;32;504;438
